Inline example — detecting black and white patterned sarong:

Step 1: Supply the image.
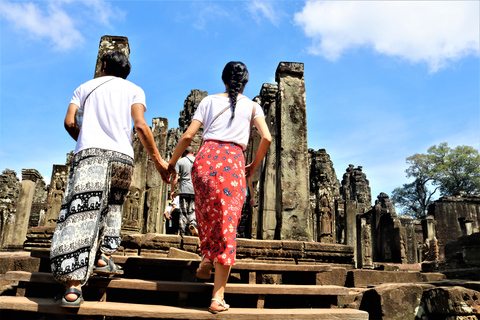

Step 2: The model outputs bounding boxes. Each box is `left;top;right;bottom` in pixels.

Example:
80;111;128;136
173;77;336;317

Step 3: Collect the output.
50;148;133;285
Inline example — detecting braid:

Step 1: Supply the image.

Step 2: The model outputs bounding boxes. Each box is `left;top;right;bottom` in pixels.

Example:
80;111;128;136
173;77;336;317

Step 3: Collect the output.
222;61;249;121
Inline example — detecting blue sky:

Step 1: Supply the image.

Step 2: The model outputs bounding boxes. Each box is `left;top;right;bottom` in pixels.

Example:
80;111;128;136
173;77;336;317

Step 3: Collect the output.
1;1;479;213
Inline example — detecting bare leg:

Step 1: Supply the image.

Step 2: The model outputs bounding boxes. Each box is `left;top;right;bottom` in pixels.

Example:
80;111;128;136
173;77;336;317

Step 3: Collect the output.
64;280;81;301
210;263;231;310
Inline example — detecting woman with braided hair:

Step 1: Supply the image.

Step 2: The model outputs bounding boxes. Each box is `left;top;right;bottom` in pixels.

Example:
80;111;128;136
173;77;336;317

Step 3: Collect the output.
168;61;271;313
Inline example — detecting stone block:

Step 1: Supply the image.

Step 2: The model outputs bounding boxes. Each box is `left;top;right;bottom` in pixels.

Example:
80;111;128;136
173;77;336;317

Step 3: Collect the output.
167;247;201;260
359;283;423;320
337;288;367;309
237;238;282;249
0;252;40;274
347;270;423;287
422;286;480;316
124;249;139;256
316;267;347;286
141;233;181;250
281;240;303;251
182;236;200;246
421;273;447;282
121;233;144;249
304;242;354;253
140;249;169;258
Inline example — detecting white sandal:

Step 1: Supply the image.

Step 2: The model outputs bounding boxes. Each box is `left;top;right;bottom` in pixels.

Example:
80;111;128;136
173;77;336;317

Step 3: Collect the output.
208;298;229;314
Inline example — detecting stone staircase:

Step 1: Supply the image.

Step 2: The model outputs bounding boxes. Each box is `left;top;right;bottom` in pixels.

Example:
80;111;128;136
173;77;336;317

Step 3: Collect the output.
0;251;369;320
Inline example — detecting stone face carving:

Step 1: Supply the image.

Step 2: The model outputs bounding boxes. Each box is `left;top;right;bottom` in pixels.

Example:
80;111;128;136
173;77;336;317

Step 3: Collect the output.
340;165;372;215
372;192;408;263
275;62;311;241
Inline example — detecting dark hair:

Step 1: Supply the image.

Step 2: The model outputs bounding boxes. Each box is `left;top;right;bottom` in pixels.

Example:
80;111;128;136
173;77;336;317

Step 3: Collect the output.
100;50;131;79
222;61;249;120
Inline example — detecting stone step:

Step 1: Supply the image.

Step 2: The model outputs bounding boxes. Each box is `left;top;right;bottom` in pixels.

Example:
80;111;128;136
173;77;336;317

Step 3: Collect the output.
6;271;348;296
30;250;334;285
0;296;369;319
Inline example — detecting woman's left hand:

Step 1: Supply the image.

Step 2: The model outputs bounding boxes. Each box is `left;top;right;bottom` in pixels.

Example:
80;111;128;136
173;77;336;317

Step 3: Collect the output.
245;163;254;179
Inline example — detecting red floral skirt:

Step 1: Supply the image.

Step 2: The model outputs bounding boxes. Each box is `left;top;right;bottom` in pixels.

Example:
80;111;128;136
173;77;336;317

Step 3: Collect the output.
192;140;246;265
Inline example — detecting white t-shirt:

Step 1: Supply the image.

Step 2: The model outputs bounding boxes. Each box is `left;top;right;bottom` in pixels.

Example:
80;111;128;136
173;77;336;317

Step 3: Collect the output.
193;95;265;150
71;76;146;158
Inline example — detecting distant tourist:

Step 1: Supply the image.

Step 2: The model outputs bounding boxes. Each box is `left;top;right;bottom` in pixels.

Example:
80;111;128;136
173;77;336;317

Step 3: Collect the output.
164;193;180;235
170;146;198;236
167;61;271;314
50;50;170;307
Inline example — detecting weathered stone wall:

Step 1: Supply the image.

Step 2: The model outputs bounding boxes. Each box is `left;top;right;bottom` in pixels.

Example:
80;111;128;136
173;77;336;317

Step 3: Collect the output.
428;193;480;261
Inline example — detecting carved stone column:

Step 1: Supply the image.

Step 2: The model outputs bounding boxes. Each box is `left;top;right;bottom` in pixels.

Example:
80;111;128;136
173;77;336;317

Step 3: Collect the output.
257;83;278;240
94;35;130;78
345;200;357;267
123;131;148;233
145;117;169;233
275;62;311;241
8;169;42;248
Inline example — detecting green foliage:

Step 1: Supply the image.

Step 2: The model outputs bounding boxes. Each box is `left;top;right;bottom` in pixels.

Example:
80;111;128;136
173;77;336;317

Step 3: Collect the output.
427;143;480;196
392;143;480;217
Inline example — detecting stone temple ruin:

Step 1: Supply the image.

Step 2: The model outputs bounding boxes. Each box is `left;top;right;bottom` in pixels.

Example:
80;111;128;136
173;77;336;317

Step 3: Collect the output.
1;36;480;319
1;35;479;269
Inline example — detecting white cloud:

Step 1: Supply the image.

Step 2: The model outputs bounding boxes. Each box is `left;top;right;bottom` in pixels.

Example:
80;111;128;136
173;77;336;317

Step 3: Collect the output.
246;1;281;26
191;4;230;30
294;1;480;72
0;0;125;51
0;1;83;50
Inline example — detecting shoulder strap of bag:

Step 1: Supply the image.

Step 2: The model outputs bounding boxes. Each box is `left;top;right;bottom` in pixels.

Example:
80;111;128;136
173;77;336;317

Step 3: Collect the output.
81;77;116;109
201;96;247;143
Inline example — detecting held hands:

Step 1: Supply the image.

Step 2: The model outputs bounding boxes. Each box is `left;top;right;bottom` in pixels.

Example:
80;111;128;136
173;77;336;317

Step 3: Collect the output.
155;158;171;184
167;162;178;191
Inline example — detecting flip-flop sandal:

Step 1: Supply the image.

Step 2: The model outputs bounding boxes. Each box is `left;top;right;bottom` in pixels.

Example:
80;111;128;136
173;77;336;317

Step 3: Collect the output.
196;258;213;279
61;287;84;308
208;298;229;314
93;255;124;275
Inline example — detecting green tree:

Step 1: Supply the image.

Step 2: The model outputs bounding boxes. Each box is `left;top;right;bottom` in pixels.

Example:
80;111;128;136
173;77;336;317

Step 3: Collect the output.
392;143;480;217
392;153;439;218
428;143;480;196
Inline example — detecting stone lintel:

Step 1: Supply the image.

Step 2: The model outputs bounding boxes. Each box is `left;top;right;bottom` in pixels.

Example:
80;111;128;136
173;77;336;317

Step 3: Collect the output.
21;169;42;182
275;62;304;82
237;238;283;249
304;242;354;253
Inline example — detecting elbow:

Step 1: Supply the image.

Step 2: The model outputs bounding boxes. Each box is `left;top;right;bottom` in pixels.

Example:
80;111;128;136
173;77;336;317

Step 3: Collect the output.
180;131;195;143
134;121;149;135
263;134;272;145
64;119;76;132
